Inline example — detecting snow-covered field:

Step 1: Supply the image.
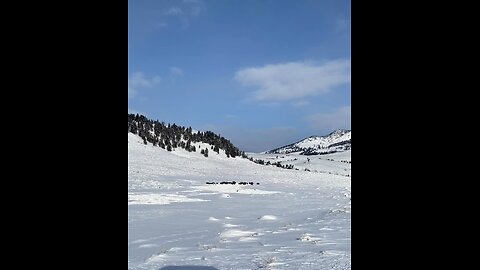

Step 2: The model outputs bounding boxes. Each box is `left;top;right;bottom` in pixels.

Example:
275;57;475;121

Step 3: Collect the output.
248;151;351;178
128;133;351;270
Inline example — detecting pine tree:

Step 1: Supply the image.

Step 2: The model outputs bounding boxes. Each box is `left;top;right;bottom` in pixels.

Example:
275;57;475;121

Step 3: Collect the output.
128;113;247;159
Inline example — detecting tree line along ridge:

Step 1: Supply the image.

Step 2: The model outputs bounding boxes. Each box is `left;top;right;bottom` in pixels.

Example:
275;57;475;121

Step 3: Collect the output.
128;113;246;158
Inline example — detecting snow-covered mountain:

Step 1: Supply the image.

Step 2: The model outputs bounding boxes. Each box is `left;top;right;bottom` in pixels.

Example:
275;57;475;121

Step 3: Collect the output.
267;129;351;155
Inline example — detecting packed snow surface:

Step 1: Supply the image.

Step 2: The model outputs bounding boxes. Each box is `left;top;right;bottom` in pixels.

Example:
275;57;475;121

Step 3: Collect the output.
128;133;351;270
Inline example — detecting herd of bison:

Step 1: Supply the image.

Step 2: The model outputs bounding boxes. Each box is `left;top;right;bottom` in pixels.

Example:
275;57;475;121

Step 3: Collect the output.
205;181;259;185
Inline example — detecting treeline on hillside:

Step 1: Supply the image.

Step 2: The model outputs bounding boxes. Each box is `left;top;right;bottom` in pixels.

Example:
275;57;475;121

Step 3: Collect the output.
248;158;296;170
128;114;246;158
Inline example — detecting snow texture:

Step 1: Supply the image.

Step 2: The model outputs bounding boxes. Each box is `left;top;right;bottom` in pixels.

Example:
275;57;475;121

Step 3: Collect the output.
128;132;351;270
267;129;351;155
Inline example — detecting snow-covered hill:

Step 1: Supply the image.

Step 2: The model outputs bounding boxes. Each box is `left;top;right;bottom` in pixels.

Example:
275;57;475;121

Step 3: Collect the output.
249;149;351;178
128;132;351;269
128;113;245;158
267;129;351;155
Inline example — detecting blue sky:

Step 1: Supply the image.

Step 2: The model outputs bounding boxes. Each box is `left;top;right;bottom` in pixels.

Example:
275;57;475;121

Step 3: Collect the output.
128;0;351;152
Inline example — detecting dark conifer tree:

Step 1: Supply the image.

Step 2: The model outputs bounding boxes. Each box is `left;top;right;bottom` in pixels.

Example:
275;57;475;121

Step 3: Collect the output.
128;113;245;158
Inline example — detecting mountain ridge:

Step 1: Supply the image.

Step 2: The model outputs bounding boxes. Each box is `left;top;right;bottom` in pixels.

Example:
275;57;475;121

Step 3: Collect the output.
266;129;351;155
128;113;246;158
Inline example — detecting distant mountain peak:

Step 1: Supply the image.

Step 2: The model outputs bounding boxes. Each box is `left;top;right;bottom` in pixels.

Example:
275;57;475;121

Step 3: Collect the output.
329;129;350;135
267;129;351;155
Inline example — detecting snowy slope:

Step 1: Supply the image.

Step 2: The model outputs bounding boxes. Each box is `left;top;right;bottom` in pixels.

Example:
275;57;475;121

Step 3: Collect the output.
267;130;351;155
249;150;351;178
128;132;351;270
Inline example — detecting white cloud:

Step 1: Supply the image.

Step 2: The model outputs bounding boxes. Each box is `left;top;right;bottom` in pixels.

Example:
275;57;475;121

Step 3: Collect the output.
128;86;136;99
170;67;184;76
308;106;351;132
183;0;206;16
165;7;183;16
162;1;205;28
128;72;161;99
292;100;310;107
234;59;350;102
